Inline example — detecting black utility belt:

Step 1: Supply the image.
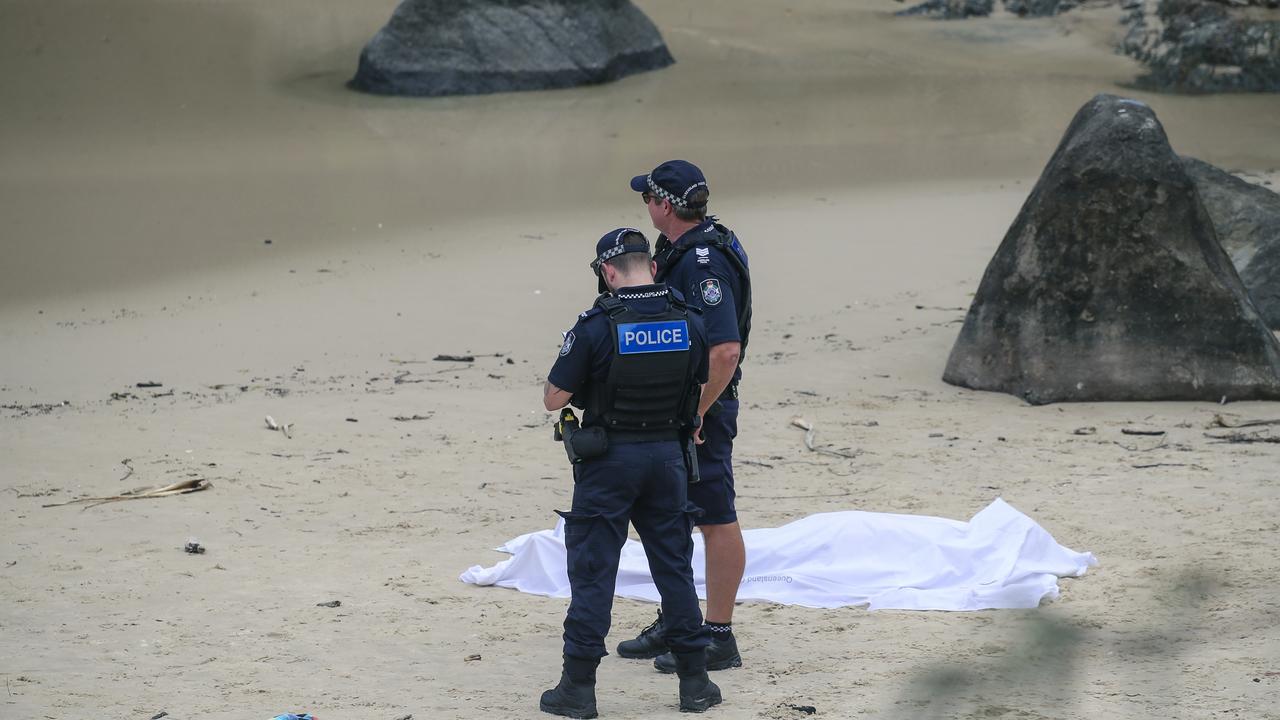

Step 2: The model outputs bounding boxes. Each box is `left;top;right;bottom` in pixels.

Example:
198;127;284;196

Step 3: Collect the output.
606;429;682;444
563;426;681;463
704;383;739;418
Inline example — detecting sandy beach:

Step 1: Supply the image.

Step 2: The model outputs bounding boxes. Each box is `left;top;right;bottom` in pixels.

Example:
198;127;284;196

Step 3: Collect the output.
3;1;1280;718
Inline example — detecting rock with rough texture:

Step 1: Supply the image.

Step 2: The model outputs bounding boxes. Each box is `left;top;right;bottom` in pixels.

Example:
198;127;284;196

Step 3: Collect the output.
351;0;675;97
1183;156;1280;329
1121;0;1280;93
895;0;994;20
1003;0;1080;17
944;94;1280;404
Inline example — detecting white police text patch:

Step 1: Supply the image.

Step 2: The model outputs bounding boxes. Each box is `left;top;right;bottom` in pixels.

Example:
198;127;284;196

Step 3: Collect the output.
559;330;576;356
700;278;723;306
616;321;690;354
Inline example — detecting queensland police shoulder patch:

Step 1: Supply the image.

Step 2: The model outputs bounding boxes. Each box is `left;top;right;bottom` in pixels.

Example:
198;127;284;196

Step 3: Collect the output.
699;278;723;306
559;330;576;357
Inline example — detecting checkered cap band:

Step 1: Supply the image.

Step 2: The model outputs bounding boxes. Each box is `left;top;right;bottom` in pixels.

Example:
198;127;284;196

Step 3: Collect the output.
598;242;630;263
648;175;708;209
593;228;647;273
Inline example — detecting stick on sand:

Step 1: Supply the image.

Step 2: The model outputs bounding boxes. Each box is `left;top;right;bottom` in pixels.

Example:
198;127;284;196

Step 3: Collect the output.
42;478;211;509
790;416;860;459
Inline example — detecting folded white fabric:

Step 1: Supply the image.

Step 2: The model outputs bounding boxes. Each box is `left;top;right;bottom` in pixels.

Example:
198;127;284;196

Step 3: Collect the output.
459;498;1097;611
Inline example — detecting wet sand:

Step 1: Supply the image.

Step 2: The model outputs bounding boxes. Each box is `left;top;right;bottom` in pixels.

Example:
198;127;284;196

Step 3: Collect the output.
2;1;1280;718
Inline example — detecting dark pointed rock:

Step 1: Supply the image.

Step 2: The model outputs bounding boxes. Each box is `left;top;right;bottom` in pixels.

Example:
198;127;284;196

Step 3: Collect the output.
1183;156;1280;329
350;0;675;97
944;94;1280;404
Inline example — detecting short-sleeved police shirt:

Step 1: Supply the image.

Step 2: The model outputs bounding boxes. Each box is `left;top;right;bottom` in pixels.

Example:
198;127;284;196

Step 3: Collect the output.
548;284;709;422
654;220;749;380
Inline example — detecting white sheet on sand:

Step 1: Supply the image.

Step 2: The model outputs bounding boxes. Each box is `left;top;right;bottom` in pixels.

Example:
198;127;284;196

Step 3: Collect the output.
459;498;1097;611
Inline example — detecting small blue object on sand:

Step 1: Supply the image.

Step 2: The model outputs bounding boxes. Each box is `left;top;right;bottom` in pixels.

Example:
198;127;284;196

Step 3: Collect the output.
271;715;316;720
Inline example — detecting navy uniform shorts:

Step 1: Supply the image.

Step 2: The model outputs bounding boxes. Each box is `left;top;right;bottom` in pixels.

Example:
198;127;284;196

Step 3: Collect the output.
689;398;738;526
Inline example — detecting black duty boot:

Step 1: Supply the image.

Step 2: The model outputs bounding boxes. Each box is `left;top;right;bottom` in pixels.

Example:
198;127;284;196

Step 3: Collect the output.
654;633;742;674
540;655;599;719
673;650;723;713
616;610;668;659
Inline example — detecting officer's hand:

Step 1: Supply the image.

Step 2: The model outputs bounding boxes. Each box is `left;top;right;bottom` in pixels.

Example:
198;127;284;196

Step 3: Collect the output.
693;426;705;445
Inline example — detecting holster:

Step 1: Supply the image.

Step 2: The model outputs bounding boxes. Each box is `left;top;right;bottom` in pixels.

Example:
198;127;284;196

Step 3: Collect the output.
683;434;701;485
554;408;602;464
569;427;608;462
684;415;702;485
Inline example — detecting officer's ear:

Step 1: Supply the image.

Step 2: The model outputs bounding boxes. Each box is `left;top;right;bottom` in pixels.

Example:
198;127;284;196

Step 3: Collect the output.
649;260;658;278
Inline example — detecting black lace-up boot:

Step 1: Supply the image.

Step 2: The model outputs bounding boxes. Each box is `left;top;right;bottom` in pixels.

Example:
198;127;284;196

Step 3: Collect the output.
654;632;741;674
673;650;723;713
616;610;668;659
539;655;599;719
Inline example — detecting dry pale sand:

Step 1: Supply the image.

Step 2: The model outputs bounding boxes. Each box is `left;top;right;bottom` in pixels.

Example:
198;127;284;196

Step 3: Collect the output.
2;1;1280;719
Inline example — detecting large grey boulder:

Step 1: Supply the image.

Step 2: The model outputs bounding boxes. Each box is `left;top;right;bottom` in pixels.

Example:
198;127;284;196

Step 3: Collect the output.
1003;0;1080;17
1121;0;1280;93
944;94;1280;404
351;0;675;97
1183;156;1280;329
895;0;994;20
894;0;1077;20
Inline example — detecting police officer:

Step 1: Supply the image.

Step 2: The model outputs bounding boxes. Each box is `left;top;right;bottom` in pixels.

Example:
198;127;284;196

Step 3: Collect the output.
540;228;723;718
617;161;752;674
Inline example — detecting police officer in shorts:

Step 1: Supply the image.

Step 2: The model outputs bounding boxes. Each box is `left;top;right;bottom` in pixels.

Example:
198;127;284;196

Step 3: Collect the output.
617;161;752;674
540;228;723;718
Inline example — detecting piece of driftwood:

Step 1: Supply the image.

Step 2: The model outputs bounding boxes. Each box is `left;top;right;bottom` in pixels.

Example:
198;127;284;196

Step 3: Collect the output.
1132;463;1208;470
789;417;860;459
1204;431;1280;444
43;478;211;509
1209;414;1280;429
265;415;292;439
1121;428;1166;436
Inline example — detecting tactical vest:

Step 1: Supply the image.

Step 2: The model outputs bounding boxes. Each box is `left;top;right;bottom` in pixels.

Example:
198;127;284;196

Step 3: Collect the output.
654;222;753;359
588;290;700;434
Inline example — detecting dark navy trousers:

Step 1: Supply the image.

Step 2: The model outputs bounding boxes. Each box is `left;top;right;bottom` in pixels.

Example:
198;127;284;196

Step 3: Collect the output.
559;440;710;660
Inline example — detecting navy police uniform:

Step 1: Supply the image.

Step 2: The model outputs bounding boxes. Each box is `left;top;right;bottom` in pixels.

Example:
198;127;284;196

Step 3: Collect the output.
634;164;752;529
653;220;750;527
546;230;713;664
